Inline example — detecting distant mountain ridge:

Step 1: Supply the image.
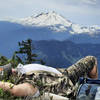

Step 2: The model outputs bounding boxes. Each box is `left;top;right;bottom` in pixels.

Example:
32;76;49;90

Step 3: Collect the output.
0;11;100;58
4;11;100;34
0;12;100;44
33;40;100;69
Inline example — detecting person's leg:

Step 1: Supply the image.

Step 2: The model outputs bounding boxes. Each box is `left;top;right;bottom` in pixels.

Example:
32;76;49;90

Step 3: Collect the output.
65;56;98;84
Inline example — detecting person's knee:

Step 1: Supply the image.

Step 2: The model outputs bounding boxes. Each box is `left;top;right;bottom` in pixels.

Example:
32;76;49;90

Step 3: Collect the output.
87;56;98;79
85;56;97;65
88;67;98;79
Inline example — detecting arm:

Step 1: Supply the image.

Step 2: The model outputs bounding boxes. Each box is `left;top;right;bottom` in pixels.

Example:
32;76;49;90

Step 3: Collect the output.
0;82;38;97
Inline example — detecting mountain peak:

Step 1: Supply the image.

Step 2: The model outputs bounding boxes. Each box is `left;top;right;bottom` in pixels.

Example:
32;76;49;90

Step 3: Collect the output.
18;12;72;28
35;11;57;18
2;11;100;34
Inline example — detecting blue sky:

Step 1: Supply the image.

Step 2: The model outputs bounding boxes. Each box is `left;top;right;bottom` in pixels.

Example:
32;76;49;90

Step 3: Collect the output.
0;0;100;26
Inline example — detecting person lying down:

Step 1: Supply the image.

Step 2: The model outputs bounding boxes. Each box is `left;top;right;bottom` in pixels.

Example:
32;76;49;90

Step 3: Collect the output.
0;56;98;100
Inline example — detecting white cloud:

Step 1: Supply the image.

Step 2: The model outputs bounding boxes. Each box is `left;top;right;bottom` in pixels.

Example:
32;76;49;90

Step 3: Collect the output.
81;0;97;5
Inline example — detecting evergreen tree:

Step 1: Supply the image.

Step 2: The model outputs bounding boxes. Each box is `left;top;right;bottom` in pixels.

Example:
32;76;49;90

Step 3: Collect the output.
0;53;23;67
16;39;38;64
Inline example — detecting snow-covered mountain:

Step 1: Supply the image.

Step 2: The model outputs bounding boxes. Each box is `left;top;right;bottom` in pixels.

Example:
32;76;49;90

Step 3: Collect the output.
7;12;72;32
19;12;72;27
7;11;100;34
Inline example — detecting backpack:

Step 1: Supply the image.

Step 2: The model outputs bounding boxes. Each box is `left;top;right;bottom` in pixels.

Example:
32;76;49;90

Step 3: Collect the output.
76;77;100;100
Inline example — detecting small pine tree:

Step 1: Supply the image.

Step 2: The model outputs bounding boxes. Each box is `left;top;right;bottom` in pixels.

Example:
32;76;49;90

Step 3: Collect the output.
16;39;38;64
